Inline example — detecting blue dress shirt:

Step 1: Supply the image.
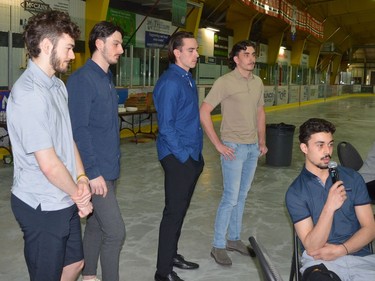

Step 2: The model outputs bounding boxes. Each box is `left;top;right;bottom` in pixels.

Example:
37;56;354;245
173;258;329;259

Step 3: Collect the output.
153;64;203;163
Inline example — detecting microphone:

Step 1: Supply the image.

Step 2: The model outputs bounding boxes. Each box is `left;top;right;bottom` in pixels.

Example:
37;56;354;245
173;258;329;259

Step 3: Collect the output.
328;160;339;183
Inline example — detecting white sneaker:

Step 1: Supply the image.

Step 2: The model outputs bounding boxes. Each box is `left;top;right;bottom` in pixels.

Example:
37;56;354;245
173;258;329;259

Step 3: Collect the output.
82;278;101;281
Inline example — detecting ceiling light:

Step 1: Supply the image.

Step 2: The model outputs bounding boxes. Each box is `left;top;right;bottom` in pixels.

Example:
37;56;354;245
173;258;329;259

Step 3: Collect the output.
206;27;220;33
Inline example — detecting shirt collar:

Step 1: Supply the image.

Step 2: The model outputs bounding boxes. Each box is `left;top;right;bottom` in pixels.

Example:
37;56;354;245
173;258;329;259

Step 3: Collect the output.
233;67;254;80
170;63;192;78
86;58;113;80
301;165;318;179
28;59;61;90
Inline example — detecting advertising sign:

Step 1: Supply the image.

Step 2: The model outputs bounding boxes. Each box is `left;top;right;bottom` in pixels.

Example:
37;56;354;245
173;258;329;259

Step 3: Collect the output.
145;31;169;48
309;85;318;100
107;8;136;46
288;85;299;103
264;86;275;106
301;85;308;102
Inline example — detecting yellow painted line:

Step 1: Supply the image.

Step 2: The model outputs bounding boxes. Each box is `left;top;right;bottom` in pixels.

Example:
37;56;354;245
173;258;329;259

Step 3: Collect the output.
265;93;374;112
213;93;374;120
120;93;375;137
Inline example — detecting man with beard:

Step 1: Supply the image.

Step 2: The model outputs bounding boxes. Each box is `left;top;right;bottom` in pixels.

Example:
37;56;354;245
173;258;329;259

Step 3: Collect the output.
286;118;375;281
200;40;267;266
7;10;93;281
67;21;125;281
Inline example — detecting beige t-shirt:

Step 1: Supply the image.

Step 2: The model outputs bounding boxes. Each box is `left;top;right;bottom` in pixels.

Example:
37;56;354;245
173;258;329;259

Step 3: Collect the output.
203;68;264;144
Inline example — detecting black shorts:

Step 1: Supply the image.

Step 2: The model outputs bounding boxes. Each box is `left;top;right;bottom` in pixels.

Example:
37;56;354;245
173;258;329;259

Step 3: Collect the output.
11;194;83;281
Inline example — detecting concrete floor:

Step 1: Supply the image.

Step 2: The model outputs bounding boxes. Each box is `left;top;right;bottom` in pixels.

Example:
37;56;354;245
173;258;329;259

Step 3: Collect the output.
0;94;375;281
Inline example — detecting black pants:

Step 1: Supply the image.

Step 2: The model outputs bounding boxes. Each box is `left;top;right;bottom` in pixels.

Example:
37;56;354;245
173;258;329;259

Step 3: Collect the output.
156;154;204;276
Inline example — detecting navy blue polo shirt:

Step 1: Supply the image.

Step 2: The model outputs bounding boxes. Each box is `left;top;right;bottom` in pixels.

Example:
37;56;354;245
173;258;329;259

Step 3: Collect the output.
286;165;372;256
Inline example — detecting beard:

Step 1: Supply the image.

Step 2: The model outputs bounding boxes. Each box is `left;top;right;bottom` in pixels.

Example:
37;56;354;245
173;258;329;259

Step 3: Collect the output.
102;46;120;65
50;47;69;74
314;155;331;170
315;163;329;170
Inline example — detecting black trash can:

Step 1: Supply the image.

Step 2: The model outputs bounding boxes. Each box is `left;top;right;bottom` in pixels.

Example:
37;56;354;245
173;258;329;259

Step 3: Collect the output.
266;123;296;166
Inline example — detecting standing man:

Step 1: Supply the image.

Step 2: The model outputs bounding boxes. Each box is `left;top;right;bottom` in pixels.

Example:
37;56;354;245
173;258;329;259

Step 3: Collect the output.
7;10;93;281
200;40;267;266
67;21;125;281
286;118;375;280
153;31;204;281
358;140;375;202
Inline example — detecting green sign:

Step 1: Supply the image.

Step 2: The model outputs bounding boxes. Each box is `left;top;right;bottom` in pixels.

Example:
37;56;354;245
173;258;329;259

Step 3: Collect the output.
107;8;136;46
172;0;186;27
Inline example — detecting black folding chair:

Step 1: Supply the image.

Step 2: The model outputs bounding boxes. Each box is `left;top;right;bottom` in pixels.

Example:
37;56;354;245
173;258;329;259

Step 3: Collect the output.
288;230;302;281
249;236;284;281
337;141;363;171
288;228;373;281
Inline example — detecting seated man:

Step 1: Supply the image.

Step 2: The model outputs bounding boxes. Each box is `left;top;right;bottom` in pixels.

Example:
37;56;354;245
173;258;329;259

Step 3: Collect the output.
286;118;375;281
358;141;375;203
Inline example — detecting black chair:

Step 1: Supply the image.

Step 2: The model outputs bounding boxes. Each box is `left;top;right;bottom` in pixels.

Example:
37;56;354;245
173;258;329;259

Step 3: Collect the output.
249;236;284;281
288;230;302;281
337;141;375;205
288;228;373;281
337;141;363;171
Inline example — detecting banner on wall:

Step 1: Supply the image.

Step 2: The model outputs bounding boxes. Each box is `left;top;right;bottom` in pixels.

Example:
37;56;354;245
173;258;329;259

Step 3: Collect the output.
264;86;276;106
172;0;187;27
145;31;169;48
107;8;136;46
0;91;9;112
301;85;309;101
0;91;10;146
288;85;299;103
241;0;324;39
276;85;289;105
143;17;172;48
213;33;229;58
257;43;268;63
21;0;51;14
50;0;70;13
309;85;318;100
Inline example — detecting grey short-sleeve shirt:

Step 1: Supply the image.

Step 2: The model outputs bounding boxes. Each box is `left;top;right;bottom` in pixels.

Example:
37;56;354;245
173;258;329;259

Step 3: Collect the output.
7;60;76;211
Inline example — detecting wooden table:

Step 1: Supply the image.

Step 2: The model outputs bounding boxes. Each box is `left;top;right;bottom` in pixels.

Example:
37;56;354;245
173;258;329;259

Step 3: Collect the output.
118;108;157;143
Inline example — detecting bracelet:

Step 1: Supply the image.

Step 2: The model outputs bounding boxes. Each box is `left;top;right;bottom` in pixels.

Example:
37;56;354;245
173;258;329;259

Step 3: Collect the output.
76;173;89;183
341;243;349;255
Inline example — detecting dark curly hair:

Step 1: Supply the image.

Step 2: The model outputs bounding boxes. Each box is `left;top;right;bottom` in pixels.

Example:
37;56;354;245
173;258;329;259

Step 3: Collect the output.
23;10;80;58
167;31;195;63
299;118;336;145
228;40;256;70
88;21;124;56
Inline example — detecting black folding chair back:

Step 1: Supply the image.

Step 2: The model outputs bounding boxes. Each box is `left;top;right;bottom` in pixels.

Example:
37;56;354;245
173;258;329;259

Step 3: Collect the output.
289;229;373;281
289;230;302;281
249;236;284;281
337;141;363;171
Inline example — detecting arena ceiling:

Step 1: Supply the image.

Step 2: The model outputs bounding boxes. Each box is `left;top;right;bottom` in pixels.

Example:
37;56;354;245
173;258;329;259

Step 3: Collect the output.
110;0;375;67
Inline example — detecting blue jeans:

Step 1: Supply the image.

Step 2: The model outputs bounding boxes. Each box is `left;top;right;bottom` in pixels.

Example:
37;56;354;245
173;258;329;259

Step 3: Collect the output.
213;142;259;249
